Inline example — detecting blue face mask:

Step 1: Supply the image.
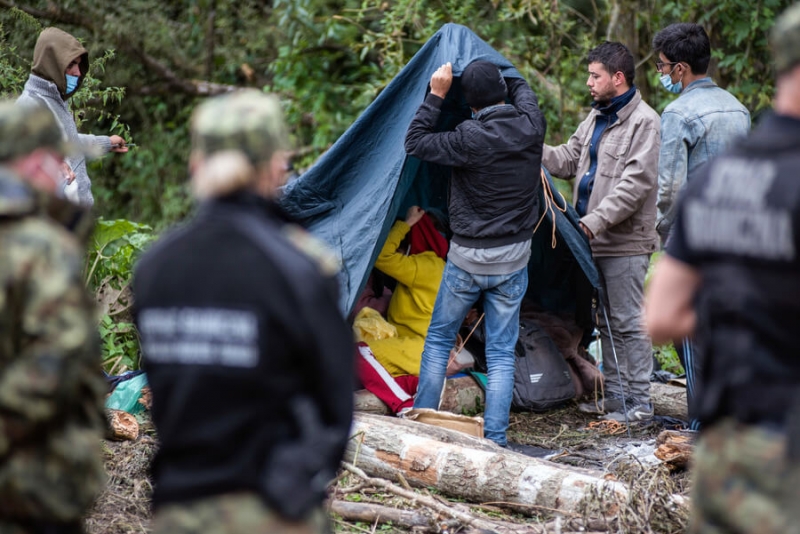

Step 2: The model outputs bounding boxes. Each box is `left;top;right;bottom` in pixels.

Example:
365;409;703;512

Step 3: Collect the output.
65;74;79;95
659;73;682;94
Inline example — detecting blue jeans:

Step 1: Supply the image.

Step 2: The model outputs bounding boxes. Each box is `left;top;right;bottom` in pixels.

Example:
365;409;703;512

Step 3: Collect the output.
414;261;527;446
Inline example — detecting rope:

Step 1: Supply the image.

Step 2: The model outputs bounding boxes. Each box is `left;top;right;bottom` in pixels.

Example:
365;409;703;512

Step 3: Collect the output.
588;420;627;435
455;312;485;354
532;168;568;248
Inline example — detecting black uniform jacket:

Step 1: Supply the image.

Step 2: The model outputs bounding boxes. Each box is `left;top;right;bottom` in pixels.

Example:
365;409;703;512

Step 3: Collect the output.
133;191;354;512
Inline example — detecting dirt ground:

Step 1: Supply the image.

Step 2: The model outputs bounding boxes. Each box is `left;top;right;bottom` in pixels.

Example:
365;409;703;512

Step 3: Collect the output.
84;400;691;534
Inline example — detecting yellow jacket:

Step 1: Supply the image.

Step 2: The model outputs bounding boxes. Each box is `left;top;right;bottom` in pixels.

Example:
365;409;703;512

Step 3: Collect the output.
370;221;445;376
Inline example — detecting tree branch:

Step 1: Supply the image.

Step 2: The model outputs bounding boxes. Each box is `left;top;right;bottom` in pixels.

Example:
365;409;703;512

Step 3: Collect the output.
0;0;96;31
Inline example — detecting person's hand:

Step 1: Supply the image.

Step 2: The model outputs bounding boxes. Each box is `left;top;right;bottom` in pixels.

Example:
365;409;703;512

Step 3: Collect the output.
430;62;453;99
405;206;425;227
109;135;130;153
60;161;75;185
464;308;479;327
580;222;594;240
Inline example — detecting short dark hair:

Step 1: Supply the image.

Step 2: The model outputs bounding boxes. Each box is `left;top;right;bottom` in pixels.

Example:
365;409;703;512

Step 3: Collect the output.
587;42;636;87
652;23;711;74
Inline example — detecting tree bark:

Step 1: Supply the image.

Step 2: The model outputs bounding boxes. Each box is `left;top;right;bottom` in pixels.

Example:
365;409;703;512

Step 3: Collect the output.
105;409;139;441
329;500;432;529
651;382;688;421
654;430;694;471
345;413;628;514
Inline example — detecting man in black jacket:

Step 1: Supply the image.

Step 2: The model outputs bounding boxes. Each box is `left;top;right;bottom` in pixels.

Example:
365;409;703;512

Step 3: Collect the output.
133;90;354;534
404;60;546;447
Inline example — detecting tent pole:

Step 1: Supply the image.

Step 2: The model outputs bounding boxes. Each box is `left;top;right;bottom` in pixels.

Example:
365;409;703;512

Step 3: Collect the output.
599;295;632;438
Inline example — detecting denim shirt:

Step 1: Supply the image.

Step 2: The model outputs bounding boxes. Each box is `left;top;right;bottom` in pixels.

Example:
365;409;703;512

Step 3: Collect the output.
656;78;751;241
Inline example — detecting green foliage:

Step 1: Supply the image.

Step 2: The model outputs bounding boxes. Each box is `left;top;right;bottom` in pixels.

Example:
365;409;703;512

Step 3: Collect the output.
99;315;141;375
654;343;684;375
86;219;156;373
461;393;485;417
86;218;155;290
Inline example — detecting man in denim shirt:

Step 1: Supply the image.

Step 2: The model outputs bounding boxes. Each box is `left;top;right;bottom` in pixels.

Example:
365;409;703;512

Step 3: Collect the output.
653;23;751;243
652;23;750;430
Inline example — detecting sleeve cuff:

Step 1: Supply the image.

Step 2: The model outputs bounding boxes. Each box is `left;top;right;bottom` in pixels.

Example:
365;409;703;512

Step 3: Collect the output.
580;213;603;237
424;93;445;107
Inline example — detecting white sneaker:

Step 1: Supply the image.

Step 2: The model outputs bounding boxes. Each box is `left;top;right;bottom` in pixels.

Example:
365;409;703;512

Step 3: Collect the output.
603;403;654;422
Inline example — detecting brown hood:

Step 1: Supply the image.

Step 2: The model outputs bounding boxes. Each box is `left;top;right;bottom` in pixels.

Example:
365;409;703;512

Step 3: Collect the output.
31;27;88;100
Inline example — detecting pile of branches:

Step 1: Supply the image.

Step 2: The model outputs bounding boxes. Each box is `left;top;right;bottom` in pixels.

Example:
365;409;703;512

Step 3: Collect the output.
330;461;689;533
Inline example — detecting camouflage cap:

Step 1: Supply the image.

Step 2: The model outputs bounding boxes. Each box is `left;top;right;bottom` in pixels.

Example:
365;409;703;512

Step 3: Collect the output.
772;2;800;74
0;101;69;162
191;90;290;166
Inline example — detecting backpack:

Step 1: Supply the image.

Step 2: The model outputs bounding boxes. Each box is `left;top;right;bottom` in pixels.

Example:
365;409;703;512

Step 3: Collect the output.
464;317;576;412
511;318;576;412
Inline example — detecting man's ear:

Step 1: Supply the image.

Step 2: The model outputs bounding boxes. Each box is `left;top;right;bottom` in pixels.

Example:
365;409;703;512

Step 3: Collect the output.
613;71;626;87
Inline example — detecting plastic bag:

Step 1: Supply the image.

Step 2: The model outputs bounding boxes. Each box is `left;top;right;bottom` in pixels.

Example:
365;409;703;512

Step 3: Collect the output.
105;373;149;414
352;307;397;342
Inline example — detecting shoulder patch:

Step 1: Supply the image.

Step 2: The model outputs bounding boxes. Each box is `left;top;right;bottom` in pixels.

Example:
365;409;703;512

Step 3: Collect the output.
281;224;341;276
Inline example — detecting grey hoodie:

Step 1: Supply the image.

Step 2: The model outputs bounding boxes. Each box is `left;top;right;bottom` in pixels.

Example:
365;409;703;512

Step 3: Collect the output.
16;27;113;207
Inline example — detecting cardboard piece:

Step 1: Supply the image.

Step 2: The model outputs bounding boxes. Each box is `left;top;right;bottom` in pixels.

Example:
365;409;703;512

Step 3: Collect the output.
403;407;484;438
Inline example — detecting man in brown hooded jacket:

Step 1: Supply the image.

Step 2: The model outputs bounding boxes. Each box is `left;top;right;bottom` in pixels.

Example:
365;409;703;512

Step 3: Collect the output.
16;27;129;207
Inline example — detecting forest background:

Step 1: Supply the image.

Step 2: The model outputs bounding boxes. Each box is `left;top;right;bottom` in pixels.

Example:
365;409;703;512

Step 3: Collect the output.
0;0;792;373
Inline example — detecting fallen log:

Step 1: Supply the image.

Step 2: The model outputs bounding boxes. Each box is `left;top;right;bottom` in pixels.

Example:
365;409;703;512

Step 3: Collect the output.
356;379;687;422
105;409;139;441
346;413;628;514
341;462;547;534
329;500;433;530
650;382;688;421
654;430;694;471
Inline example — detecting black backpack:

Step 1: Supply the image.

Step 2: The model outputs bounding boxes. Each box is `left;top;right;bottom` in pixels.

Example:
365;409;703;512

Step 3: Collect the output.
511;319;576;412
465;317;576;412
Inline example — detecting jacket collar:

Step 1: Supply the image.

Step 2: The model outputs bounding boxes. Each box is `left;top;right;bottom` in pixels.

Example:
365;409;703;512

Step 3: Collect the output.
590;89;642;125
24;74;63;101
475;103;515;121
681;77;717;95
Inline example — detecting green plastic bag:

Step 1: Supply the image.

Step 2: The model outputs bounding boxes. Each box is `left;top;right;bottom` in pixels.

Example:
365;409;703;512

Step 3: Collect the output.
105;373;149;414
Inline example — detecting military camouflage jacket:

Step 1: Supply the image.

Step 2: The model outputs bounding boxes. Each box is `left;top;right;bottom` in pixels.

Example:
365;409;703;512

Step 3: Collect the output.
0;168;106;523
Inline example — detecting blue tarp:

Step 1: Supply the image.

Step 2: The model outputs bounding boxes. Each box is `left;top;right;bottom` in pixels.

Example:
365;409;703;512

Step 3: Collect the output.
282;23;600;334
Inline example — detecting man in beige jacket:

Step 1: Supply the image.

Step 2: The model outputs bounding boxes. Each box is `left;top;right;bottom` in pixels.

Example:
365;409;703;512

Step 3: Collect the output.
543;42;660;422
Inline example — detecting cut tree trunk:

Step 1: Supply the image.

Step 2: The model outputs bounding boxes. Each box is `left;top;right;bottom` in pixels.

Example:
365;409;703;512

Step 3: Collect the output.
650;383;688;421
654;430;694;471
105;409;139;441
345;413;628;514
